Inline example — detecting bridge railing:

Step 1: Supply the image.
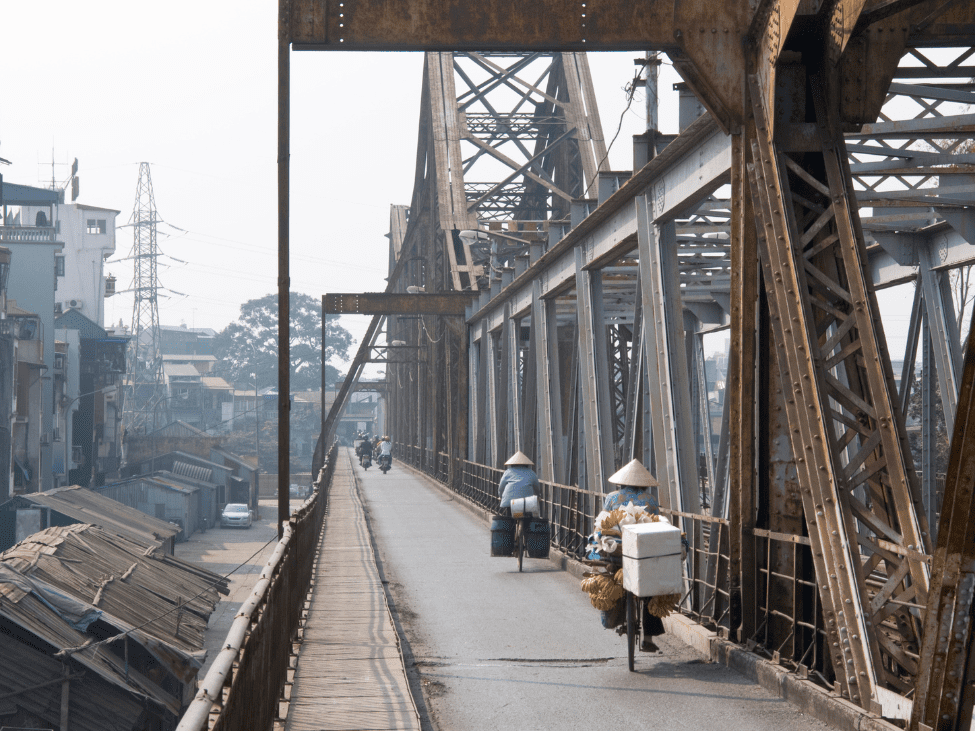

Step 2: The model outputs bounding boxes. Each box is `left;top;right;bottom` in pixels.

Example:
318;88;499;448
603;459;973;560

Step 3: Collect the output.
176;443;338;731
749;528;830;684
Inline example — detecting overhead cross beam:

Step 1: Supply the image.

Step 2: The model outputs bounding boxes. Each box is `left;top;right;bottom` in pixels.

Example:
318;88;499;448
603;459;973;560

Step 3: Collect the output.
324;292;475;315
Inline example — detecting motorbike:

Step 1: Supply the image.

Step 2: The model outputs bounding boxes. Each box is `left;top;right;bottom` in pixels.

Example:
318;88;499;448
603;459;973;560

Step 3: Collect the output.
360;452;372;470
379;454;392;474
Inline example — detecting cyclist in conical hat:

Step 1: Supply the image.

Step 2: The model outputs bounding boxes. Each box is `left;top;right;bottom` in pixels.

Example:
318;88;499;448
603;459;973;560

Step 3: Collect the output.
497;450;539;516
602;458;660;515
601;458;665;651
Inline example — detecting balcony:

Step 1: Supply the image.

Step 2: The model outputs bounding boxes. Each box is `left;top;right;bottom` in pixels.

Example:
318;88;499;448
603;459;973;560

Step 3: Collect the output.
0;225;58;244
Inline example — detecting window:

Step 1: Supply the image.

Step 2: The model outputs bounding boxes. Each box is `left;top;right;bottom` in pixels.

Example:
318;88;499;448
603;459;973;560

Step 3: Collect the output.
55;254;65;277
86;219;106;235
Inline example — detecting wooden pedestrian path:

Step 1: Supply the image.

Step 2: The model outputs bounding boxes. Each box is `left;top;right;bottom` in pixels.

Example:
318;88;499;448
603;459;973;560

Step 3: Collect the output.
285;452;421;731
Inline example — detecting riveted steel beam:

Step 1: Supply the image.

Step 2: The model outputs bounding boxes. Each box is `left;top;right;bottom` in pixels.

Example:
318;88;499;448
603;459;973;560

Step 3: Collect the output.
575;249;616;490
747;70;933;713
912;304;975;730
638;205;702;516
324;292;475;315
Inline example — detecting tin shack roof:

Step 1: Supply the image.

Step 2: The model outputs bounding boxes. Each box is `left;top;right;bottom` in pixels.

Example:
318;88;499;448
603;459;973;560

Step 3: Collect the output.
152;470;219;493
6;485;180;547
0;625;147;731
0;563;183;718
2;524;228;684
150;419;210;437
210;447;258;474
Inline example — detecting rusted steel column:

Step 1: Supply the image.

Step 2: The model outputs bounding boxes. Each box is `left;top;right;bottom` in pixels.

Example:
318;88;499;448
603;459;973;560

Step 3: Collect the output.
913;324;975;731
277;0;291;538
575;249;615;492
450;319;469;489
728;131;758;644
533;281;564;484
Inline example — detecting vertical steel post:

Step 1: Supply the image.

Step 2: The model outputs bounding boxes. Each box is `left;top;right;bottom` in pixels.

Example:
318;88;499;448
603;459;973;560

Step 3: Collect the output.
637;202;701;515
922;321;938;538
277;0;291;537
326;295;334;448
505;308;522;452
533;282;563;484
575;249;615;491
729;130;758;644
920;247;961;433
912;285;975;731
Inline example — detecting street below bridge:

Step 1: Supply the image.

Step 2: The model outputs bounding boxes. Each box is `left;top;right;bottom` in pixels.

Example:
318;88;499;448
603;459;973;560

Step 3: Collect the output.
355;450;833;731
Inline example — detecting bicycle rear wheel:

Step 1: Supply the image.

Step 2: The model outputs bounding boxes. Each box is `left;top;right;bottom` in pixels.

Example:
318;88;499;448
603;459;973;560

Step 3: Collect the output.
626;592;636;671
517;522;524;572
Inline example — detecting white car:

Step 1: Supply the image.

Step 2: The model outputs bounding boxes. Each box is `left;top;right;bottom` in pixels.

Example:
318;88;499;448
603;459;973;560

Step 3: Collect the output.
220;503;252;529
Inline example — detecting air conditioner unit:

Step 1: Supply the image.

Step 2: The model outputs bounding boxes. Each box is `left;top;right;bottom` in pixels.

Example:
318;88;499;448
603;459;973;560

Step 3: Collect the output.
40;433;50;445
65;299;84;310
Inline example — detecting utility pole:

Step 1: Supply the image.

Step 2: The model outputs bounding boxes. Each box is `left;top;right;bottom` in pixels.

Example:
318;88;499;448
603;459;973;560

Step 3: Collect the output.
126;163;164;425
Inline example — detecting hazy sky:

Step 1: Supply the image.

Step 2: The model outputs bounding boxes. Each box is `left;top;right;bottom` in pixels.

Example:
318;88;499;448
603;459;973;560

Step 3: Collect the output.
1;1;684;367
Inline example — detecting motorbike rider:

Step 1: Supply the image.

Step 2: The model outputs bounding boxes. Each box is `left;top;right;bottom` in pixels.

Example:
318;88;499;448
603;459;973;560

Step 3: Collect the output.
375;435;393;469
357;434;374;464
497;451;539;516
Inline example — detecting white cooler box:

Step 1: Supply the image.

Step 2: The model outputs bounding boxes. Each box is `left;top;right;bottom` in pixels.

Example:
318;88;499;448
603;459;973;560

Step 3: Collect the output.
510;495;540;518
621;522;683;597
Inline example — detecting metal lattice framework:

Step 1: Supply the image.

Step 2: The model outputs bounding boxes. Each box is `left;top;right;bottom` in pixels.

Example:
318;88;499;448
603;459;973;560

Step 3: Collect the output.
126;162;164;422
300;2;975;728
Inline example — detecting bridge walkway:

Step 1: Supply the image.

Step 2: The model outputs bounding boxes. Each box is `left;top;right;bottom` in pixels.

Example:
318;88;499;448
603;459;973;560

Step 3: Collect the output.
284;450;421;731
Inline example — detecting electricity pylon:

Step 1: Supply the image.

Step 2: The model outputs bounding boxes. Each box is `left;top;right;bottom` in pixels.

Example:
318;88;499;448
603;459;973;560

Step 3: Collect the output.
125;162;164;426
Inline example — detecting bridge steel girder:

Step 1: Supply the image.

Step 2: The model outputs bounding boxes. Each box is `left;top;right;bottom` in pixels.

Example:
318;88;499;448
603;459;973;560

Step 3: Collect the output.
298;1;975;727
324;292;476;316
913;317;975;731
575;252;616;491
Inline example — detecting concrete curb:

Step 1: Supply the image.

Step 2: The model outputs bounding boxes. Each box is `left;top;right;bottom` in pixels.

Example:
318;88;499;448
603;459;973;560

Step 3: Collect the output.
396;461;900;731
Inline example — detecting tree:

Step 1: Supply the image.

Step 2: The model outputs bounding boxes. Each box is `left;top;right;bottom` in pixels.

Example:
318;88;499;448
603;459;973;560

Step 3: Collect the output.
213;292;353;392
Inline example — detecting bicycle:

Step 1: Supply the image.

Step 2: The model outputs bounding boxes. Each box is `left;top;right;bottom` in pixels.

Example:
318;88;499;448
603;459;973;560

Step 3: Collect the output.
513;513;530;572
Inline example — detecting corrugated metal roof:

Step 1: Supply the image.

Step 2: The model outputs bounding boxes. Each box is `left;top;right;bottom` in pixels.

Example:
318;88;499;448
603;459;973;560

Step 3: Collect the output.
162;363;200;378
201;375;232;390
152;419;209;437
210;447;257;473
2;524;227;685
155;471;217;493
172;460;213;483
171;451;226;472
9;485;179;546
162;353;217;361
0;562;183;717
159;325;217;336
0;631;146;731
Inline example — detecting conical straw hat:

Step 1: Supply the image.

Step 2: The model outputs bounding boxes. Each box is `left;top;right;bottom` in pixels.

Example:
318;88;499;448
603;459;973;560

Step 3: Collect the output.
504;450;534;467
608;459;658;487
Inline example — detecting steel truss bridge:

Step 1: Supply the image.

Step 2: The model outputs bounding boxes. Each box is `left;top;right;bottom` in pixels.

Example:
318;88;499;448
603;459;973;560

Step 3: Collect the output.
287;2;975;728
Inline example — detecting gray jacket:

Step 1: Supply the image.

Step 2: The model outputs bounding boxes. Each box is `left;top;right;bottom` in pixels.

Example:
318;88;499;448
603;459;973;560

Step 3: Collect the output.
498;466;539;509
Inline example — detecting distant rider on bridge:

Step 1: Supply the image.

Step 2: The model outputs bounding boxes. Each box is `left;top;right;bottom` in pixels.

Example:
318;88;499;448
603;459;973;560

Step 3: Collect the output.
375;436;393;470
497;451;539;516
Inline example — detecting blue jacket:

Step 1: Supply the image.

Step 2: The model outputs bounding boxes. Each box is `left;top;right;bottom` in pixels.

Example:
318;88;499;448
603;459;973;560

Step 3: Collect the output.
602;487;659;514
498;466;539;509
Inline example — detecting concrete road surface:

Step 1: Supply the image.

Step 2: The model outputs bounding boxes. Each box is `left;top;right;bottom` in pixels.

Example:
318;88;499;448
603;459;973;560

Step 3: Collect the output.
177;496;305;677
356;453;833;731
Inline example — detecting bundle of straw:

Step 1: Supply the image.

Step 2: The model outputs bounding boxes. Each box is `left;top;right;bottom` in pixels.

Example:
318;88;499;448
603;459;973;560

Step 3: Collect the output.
646;593;680;617
580;571;624;611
